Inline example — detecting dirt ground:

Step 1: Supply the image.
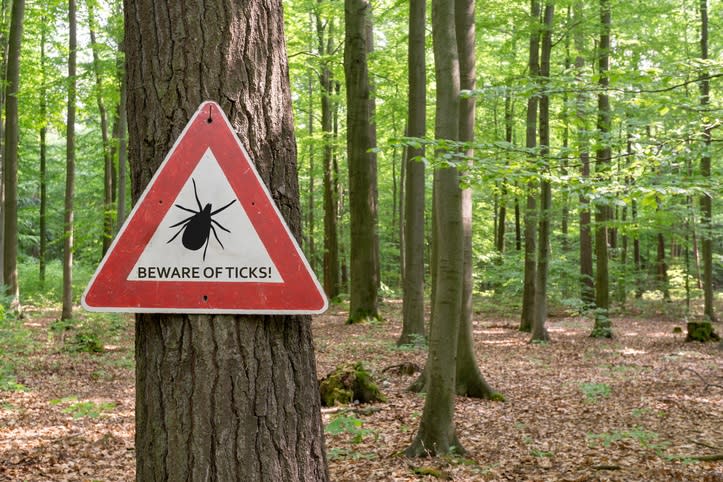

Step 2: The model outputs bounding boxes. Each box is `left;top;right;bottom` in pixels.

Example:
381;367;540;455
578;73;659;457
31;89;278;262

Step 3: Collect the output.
1;301;721;481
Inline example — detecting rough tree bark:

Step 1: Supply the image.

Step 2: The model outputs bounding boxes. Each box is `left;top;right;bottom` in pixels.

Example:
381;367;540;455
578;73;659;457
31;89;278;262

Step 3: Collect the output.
345;0;380;323
39;12;48;284
455;0;496;397
124;0;329;479
591;0;613;338
115;48;128;227
317;10;340;300
520;0;541;333
406;0;465;457
531;1;554;343
398;0;426;346
572;0;594;307
2;0;24;305
699;0;716;323
61;0;76;321
87;0;114;255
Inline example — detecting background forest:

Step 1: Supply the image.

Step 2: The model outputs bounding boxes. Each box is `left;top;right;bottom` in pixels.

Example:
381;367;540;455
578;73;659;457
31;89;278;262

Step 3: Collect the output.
0;0;722;480
0;0;720;325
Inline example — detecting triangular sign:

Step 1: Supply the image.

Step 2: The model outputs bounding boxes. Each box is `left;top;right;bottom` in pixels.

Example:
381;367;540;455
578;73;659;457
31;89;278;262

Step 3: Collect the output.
82;101;328;314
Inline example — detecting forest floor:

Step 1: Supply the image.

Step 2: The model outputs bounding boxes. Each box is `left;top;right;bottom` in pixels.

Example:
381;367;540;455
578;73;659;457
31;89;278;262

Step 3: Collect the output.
1;301;722;481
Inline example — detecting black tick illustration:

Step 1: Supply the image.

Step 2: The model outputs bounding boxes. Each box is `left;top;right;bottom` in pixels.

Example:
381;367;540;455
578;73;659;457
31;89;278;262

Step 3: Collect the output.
167;178;236;261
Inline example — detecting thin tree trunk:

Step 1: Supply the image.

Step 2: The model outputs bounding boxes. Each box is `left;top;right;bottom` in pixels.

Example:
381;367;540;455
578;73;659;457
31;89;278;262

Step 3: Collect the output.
496;93;513;253
399;0;426;346
455;0;496;396
591;0;613;338
39;16;48;285
531;2;554;343
2;0;23;306
87;0;114;255
318;12;340;300
0;0;10;288
574;0;594;307
514;196;521;251
61;0;76;321
520;0;541;333
657;230;671;301
116;51;128;226
307;62;316;272
125;0;329;479
699;0;716;322
406;0;464;457
345;0;380;323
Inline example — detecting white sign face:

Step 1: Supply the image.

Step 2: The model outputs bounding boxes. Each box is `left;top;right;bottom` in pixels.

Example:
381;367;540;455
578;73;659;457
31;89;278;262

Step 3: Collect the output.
128;148;282;283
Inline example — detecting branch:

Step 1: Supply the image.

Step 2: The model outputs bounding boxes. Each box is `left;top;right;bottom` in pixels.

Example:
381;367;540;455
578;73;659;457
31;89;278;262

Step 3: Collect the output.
680;367;723;391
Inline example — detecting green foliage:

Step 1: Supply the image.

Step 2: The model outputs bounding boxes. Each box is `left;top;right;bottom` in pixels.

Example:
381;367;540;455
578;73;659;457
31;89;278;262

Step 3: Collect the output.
50;396;117;419
50;312;128;354
326;447;377;461
0;306;33;392
324;414;377;444
579;382;612;402
319;362;387;406
587;426;669;455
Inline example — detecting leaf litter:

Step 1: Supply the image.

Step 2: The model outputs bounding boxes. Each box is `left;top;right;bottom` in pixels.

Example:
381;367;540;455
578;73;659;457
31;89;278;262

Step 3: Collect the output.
1;303;721;481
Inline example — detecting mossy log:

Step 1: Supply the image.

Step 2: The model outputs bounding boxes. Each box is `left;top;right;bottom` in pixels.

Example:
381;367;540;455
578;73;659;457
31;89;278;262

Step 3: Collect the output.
686;322;720;342
319;362;387;407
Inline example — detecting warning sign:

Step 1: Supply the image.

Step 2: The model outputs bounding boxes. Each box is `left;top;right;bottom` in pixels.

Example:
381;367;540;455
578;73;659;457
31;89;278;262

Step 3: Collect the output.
81;101;328;314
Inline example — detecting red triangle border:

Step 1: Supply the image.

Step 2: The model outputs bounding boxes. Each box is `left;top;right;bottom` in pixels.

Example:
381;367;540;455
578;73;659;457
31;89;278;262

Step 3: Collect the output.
82;101;328;314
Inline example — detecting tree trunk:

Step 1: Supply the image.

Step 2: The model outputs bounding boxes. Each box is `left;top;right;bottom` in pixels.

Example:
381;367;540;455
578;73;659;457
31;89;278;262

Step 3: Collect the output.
514;196;521;251
591;0;613;338
318;12;340;300
699;0;716;322
87;0;114;255
116;50;128;227
39;16;48;285
657;230;671;301
345;0;380;323
61;0;76;321
454;0;496;397
399;0;426;346
0;0;11;289
574;0;594;307
306;61;316;272
406;0;464;457
520;0;541;333
124;0;329;479
496;93;513;253
2;0;24;306
531;2;554;343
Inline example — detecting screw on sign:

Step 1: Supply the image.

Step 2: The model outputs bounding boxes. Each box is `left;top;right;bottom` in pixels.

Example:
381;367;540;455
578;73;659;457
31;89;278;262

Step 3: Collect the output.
166;178;236;260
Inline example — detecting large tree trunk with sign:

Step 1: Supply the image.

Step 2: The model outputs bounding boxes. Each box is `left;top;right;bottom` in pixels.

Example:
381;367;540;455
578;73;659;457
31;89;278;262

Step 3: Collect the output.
124;1;328;480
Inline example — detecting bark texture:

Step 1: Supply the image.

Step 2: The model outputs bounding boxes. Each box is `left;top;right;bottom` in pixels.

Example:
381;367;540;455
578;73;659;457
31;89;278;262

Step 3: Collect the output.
455;0;496;397
2;0;24;304
345;0;380;322
531;2;553;343
699;0;716;323
520;0;541;333
317;13;340;300
406;0;464;457
573;1;594;307
124;0;328;480
399;0;426;346
592;0;613;338
61;0;76;321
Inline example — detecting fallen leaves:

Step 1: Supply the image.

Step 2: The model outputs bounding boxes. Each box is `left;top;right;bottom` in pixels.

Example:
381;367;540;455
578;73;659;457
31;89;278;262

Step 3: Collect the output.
1;304;721;481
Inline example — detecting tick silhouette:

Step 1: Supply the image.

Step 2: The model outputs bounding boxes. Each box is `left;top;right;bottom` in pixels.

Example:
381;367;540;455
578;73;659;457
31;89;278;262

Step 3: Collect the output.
167;178;236;261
